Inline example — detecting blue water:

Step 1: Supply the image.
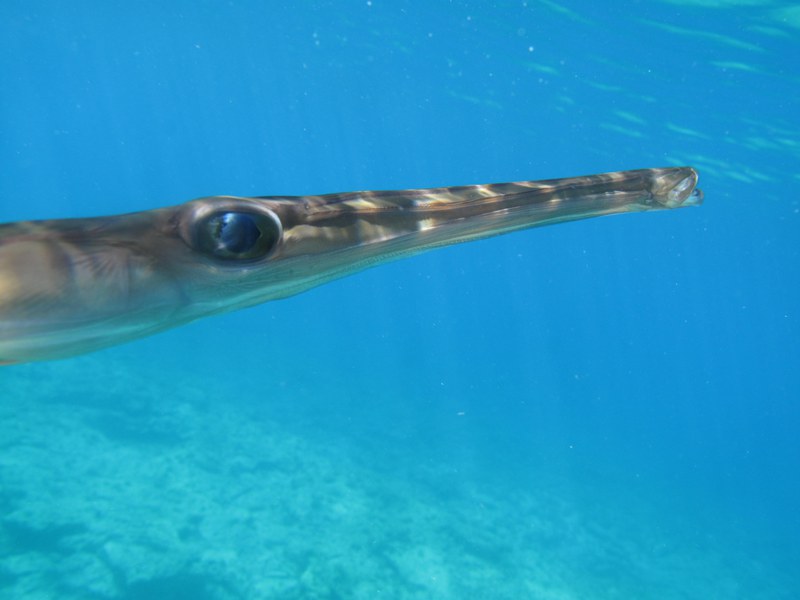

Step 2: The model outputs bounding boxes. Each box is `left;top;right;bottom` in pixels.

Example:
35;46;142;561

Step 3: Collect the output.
1;1;798;598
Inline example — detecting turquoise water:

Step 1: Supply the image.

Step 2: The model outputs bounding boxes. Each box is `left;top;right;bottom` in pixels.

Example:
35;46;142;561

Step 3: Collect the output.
1;1;798;598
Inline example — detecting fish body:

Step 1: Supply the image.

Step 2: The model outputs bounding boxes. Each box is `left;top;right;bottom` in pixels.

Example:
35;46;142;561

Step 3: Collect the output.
0;167;702;364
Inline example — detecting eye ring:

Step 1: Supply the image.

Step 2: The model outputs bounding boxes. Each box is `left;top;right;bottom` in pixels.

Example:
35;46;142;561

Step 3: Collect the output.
181;200;282;261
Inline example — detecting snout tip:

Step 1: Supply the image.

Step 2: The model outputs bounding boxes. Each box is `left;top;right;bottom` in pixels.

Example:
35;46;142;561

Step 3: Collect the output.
652;167;702;208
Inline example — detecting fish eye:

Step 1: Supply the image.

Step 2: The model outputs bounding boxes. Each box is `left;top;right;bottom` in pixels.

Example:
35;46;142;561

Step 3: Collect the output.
194;209;281;260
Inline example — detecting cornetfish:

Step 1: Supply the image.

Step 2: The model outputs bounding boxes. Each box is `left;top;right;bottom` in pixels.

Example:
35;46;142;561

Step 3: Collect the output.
0;167;702;365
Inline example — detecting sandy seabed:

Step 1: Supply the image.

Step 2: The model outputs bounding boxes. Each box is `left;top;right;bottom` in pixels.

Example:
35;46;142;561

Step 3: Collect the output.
0;357;792;600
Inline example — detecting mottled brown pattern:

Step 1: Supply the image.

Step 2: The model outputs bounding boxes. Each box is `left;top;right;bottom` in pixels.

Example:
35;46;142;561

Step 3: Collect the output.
0;167;701;363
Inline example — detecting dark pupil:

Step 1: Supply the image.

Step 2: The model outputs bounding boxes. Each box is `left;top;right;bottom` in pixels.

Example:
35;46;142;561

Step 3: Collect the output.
212;213;261;254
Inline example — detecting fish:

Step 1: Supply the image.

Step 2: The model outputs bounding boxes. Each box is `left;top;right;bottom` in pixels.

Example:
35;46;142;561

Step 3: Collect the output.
0;167;702;364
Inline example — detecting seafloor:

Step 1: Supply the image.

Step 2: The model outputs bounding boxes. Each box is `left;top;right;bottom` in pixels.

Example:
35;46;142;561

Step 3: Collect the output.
0;357;792;599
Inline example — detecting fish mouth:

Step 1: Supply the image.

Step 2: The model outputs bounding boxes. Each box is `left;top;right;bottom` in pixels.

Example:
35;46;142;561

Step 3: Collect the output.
651;167;702;208
686;186;704;206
